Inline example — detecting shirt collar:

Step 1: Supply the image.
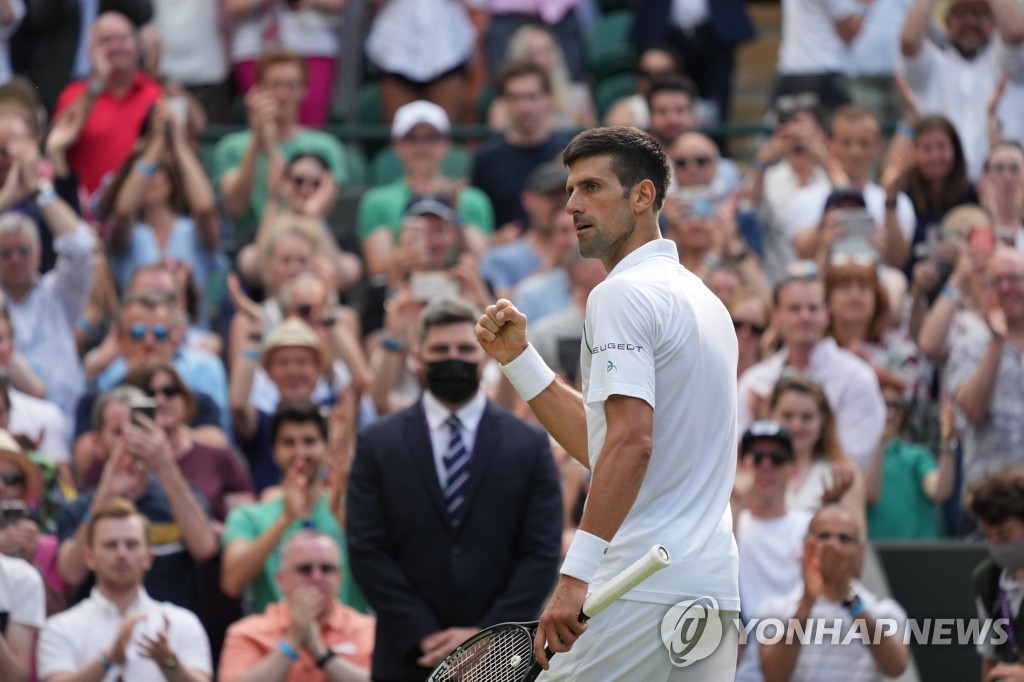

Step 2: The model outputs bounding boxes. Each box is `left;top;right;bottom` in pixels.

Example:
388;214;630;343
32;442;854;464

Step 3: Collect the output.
88;586;151;616
607;238;679;279
422;389;487;432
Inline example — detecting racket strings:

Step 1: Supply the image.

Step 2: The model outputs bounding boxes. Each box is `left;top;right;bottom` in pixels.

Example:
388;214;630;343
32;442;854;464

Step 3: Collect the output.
432;627;535;682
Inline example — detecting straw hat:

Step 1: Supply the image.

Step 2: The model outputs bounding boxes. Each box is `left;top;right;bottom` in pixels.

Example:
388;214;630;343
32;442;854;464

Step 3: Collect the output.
261;318;328;372
0;429;43;504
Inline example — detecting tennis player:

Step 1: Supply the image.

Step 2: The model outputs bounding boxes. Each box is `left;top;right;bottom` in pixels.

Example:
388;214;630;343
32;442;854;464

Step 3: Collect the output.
476;126;740;680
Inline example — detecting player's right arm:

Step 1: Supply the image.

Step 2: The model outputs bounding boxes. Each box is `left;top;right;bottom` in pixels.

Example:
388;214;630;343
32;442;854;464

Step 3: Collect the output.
477;299;591;468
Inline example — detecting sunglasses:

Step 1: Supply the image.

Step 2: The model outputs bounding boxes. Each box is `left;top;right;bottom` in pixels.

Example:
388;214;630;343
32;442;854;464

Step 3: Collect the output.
293;563;340;576
148;384;182;399
289;175;321;190
128;323;170;342
0;245;32;260
884;399;906;411
733;320;766;336
742;450;792;467
673;156;713;169
0;472;25;486
809;530;858;546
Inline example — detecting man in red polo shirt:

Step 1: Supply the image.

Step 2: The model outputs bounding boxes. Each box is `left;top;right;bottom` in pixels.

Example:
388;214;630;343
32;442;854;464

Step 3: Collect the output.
52;11;163;196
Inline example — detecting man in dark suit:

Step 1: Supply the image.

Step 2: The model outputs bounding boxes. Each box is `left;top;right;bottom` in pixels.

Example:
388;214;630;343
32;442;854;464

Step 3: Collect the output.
630;0;755;125
347;296;562;682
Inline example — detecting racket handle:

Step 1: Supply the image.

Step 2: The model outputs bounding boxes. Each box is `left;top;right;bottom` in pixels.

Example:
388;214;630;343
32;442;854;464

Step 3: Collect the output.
580;544;671;618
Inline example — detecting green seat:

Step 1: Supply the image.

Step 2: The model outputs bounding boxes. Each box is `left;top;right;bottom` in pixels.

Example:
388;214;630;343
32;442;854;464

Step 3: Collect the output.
369;145;474;186
594;72;636;121
585;10;637;82
342;144;368;189
356;80;384;126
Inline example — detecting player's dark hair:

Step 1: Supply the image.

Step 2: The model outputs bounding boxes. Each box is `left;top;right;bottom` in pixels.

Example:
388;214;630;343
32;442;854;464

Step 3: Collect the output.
562;127;672;211
270;399;329;445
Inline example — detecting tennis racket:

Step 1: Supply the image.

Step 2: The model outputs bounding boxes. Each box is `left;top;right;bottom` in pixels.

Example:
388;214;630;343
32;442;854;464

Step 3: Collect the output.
427;544;671;682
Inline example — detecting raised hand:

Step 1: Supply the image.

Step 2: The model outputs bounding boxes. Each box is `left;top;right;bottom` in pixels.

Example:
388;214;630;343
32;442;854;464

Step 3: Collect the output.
138;614;176;669
108;612;147;664
227;273;265;329
475;299;529;365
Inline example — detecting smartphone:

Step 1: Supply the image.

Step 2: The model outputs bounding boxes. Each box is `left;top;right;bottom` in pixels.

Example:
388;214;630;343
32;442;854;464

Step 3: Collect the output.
830;207;878;263
130;398;157;426
0;500;28;528
410;271;459;303
166;96;188;128
676;186;717;219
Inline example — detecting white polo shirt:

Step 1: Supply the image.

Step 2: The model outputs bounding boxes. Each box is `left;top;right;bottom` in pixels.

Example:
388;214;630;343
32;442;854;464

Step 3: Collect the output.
580;238;740;610
0;554;44;630
38;588;212;682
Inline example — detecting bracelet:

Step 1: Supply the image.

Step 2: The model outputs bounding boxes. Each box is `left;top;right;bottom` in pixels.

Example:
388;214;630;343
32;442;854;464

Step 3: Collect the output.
844;593;866;618
315;649;335;668
884;196;898;210
381;336;407;352
99;653;114;671
35;179;57;207
751;158;769;173
500;344;555;402
941;284;962;301
241;348;262;362
133;160;158;177
896;122;916;140
277;640;299;661
941;437;959;455
560;530;610;584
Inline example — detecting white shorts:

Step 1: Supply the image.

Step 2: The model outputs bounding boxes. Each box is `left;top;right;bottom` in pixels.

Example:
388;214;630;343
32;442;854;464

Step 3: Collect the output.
538;600;739;682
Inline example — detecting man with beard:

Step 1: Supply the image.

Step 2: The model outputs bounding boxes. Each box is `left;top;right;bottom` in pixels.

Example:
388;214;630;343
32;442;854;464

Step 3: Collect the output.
900;0;1024;180
347;296;562;681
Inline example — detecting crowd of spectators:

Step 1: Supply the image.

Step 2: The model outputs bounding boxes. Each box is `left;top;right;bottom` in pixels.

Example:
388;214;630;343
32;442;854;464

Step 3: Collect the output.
0;0;1022;680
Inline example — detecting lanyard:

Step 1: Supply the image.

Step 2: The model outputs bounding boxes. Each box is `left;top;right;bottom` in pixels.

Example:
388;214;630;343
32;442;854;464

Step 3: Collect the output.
998;588;1023;662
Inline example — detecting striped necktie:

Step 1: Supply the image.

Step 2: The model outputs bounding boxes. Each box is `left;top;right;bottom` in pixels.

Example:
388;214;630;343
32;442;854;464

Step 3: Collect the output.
443;414;471;525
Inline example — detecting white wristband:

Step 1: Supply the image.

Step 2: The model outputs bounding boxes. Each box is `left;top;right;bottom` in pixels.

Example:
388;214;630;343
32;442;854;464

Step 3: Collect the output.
560;530;610;584
500;343;555;402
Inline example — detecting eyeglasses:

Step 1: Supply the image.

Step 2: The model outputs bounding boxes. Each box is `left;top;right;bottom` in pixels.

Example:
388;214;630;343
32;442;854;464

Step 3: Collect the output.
809;530;858;546
742;450;792;467
733;319;766;336
884;399;906;412
403;133;444;145
986;273;1024;288
673;156;713;169
0;472;25;486
989;163;1022;175
289;175;321;190
0;245;32;260
148;384;182;400
128;323;170;342
293;563;340;576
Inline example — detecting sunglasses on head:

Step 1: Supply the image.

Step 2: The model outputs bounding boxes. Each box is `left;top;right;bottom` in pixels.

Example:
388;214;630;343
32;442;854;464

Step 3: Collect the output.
0;245;32;259
0;472;25;486
128;323;170;342
743;450;792;467
673;156;713;169
293;562;340;576
733;319;766;336
148;384;182;399
809;530;858;546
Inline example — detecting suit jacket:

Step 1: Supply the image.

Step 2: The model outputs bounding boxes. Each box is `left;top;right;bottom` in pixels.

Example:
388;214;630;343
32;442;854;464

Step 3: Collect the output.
347;398;562;682
630;0;755;49
23;0;153;113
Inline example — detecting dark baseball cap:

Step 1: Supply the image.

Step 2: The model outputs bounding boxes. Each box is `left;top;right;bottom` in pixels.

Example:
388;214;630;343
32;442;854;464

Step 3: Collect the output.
405;194;458;222
741;419;793;454
824;187;867;211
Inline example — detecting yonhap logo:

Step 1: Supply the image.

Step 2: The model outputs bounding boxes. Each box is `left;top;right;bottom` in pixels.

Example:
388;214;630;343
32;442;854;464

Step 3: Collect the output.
660;596;723;667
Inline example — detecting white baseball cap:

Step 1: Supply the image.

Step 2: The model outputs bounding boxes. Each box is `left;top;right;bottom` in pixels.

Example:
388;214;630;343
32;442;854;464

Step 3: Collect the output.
391;100;451;139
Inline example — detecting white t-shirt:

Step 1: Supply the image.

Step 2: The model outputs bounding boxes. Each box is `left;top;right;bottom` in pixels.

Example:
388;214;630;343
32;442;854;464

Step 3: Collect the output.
901;37;1024;180
150;0;229;85
8;388;70;464
0;554;44;630
778;0;862;74
579;238;740;609
845;0;914;76
231;7;340;62
38;588;212;681
671;0;709;28
779;181;916;244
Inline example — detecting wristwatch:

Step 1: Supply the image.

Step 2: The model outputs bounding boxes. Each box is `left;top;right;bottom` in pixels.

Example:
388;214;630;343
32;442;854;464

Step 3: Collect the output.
843;593;865;617
160;654;179;671
315;649;335;668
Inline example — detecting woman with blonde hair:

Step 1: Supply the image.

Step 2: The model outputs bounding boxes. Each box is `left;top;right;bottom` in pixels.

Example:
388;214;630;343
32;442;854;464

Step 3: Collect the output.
488;24;595;130
768;374;866;528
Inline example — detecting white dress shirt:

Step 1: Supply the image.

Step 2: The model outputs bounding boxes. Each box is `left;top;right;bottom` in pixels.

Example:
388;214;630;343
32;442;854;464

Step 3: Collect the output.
422;389;486;489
